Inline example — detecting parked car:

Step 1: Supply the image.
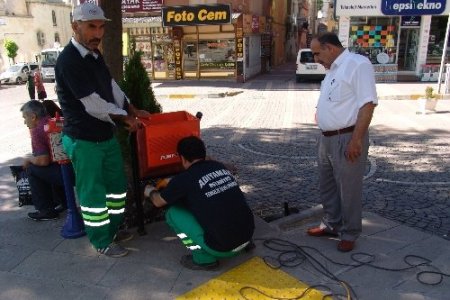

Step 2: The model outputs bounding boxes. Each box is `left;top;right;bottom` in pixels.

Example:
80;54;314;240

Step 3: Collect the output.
295;49;326;83
0;62;39;84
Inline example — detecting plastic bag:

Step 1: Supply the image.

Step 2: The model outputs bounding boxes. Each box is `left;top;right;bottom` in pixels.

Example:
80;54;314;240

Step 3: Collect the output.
9;165;33;207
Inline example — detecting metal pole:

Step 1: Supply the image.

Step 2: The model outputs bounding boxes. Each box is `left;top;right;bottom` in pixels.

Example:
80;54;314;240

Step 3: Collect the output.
130;132;146;235
437;14;450;94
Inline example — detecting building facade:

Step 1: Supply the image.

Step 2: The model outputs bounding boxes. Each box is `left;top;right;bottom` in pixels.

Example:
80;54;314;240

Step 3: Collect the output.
335;0;450;82
0;0;72;71
120;0;287;82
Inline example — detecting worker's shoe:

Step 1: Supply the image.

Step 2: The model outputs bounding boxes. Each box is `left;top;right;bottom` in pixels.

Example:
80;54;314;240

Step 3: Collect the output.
113;230;134;243
307;226;338;237
337;240;355;252
28;210;58;221
180;255;219;271
54;204;67;213
97;242;129;258
244;240;256;252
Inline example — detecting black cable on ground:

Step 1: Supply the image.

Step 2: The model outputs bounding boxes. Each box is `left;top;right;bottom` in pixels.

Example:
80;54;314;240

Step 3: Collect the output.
240;237;448;300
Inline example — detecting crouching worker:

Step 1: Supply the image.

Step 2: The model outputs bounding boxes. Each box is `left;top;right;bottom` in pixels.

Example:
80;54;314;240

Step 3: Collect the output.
145;136;255;271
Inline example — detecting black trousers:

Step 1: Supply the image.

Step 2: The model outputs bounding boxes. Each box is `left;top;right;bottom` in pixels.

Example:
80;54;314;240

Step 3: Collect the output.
26;163;67;212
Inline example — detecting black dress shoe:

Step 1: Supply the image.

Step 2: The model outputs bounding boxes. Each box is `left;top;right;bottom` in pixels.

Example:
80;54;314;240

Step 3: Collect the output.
54;204;67;213
28;210;58;221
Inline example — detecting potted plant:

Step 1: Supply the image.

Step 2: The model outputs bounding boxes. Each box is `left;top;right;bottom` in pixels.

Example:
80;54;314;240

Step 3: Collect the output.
417;86;438;114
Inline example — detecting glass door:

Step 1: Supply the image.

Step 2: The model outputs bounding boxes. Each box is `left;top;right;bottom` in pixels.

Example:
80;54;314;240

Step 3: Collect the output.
397;28;419;71
182;41;198;78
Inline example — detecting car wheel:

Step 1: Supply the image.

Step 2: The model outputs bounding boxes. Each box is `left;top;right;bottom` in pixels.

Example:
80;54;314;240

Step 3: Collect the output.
16;77;24;84
296;75;302;83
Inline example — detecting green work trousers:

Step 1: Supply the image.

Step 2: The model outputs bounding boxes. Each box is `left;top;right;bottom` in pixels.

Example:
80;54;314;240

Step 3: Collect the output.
165;205;243;264
62;135;127;249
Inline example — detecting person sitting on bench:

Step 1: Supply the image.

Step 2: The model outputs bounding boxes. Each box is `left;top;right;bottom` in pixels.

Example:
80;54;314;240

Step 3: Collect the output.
20;100;67;220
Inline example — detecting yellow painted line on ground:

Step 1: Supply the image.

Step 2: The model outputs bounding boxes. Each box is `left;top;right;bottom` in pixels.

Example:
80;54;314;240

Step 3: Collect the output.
169;94;196;99
177;256;324;300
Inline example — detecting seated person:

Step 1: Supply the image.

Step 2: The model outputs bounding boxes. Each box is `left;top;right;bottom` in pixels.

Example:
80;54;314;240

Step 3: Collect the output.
20;100;67;220
145;136;255;270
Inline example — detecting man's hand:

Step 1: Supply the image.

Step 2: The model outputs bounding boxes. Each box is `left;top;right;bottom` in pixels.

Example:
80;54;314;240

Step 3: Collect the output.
134;109;151;118
121;115;143;132
22;159;31;170
143;183;168;208
129;103;151;119
22;155;50;168
144;184;157;198
345;138;362;163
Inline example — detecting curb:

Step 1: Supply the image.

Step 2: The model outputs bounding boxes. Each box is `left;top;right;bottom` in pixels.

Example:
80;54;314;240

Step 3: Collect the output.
157;90;244;100
269;204;323;232
379;94;450;100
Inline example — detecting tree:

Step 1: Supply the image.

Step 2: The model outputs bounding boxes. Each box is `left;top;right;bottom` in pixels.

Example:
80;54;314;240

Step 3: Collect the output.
4;39;19;64
119;43;162;230
121;48;161;113
100;0;123;81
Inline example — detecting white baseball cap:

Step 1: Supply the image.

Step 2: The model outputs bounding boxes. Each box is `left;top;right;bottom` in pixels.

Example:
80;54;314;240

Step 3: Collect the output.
72;3;110;22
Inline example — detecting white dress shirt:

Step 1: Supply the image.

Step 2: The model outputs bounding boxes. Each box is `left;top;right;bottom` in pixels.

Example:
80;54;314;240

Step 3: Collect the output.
316;49;378;131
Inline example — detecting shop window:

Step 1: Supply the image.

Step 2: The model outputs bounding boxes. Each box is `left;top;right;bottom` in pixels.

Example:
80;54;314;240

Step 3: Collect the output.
348;17;399;65
427;16;450;64
198;39;236;71
152;34;175;78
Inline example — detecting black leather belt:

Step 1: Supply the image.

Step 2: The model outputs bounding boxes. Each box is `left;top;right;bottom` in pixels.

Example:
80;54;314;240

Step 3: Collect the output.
322;125;355;137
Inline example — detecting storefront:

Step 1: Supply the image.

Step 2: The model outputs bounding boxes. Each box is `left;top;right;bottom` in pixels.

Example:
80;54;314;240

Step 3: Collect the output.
178;24;237;79
123;4;271;81
123;17;177;80
335;0;450;82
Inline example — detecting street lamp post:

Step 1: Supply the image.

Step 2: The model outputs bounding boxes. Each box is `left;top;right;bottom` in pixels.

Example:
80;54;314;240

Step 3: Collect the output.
437;14;450;94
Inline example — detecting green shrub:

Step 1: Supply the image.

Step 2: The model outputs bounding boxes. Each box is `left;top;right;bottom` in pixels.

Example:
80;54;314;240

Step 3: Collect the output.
425;86;434;99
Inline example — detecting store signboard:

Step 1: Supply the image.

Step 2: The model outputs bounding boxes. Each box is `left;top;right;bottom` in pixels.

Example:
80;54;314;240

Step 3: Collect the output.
381;0;446;15
401;16;421;27
78;0;162;12
122;0;163;13
162;4;231;26
335;0;381;16
335;0;450;16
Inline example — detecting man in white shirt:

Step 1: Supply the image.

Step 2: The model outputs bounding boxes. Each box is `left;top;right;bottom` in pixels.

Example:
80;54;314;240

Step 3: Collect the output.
307;32;377;252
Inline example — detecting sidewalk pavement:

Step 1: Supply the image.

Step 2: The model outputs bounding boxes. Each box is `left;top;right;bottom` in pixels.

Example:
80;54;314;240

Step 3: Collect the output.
1;202;449;299
151;74;450;101
1;66;449;300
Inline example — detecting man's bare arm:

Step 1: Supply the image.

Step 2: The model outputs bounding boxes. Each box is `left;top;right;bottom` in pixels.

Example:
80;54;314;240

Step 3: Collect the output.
346;102;376;162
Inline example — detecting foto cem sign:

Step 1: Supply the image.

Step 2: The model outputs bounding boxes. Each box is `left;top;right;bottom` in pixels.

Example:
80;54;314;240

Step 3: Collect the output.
162;4;231;26
381;0;446;15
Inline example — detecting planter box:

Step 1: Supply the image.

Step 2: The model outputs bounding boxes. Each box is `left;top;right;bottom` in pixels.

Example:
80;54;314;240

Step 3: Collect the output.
417;98;438;114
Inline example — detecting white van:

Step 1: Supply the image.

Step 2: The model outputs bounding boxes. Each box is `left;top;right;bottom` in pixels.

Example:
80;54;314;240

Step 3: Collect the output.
39;47;64;82
295;49;326;83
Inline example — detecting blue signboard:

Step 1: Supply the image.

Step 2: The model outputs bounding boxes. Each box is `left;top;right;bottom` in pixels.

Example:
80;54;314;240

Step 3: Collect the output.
381;0;446;15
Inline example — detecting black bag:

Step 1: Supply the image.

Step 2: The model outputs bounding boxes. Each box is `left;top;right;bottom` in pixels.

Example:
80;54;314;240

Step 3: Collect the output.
9;166;33;207
38;90;47;100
